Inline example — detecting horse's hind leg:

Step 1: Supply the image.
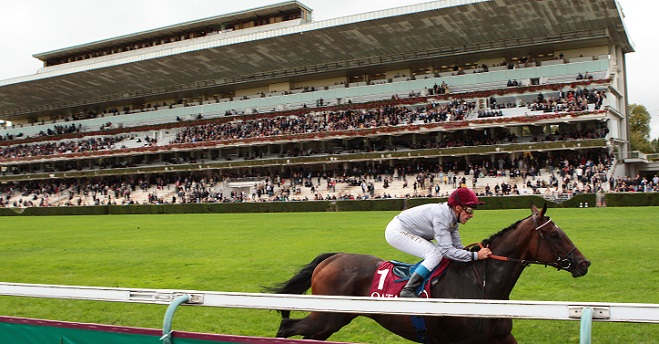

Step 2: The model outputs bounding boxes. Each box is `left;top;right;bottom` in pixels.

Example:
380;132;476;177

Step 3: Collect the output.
276;312;355;340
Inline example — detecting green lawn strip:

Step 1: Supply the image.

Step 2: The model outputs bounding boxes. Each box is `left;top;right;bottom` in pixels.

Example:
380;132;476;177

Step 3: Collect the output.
0;208;657;343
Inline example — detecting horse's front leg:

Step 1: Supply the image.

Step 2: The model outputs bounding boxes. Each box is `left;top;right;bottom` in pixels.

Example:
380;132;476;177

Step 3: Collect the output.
276;312;355;340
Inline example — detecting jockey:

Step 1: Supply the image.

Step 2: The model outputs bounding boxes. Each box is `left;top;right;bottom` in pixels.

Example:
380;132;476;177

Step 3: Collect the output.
385;187;492;297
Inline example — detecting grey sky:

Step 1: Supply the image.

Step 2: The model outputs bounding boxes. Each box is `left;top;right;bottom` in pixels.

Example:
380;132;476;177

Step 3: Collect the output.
1;0;656;138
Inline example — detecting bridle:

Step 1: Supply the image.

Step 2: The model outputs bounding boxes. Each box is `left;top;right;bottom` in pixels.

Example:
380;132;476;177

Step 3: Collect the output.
478;212;577;270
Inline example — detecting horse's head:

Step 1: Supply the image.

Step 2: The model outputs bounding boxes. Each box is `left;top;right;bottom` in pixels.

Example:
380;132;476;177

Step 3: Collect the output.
526;203;590;277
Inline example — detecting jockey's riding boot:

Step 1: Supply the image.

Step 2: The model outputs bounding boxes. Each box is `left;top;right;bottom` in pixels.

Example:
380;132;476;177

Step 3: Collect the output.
400;272;425;298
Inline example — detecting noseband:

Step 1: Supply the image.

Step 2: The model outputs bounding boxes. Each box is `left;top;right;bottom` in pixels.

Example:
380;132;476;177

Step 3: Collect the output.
480;212;577;270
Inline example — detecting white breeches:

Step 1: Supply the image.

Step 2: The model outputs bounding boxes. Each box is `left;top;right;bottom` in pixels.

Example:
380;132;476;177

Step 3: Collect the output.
385;217;442;272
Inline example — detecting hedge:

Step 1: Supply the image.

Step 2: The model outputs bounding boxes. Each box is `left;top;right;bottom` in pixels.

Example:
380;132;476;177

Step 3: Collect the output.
604;192;659;207
2;193;656;216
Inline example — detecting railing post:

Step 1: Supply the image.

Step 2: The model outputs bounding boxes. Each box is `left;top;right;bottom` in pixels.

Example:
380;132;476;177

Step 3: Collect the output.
579;306;594;344
160;294;190;344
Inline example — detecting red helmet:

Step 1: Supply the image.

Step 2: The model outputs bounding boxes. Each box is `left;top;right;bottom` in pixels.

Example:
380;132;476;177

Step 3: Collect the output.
448;187;484;208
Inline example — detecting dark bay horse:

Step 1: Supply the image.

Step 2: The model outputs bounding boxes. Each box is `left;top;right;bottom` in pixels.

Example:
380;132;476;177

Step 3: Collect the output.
267;204;590;344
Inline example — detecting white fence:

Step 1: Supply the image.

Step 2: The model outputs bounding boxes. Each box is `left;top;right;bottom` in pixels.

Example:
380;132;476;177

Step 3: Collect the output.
1;281;658;343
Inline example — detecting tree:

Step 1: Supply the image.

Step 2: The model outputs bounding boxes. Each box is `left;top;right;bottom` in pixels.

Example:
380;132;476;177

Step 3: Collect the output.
628;103;654;153
630;131;654;153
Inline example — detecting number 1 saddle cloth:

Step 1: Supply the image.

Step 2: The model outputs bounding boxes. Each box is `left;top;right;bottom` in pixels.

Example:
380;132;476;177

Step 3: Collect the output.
369;258;451;298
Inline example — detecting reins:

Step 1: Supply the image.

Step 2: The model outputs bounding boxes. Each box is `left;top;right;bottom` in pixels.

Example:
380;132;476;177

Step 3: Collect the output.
477;242;534;265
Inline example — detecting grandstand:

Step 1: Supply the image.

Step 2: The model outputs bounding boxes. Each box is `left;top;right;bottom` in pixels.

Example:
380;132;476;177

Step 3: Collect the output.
1;0;654;207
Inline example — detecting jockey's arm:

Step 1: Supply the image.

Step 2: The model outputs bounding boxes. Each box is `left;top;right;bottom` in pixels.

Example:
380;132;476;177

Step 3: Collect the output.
434;225;475;262
450;228;463;249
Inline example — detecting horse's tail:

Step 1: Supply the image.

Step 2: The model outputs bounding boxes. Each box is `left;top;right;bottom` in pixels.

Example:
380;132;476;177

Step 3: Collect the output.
263;252;338;318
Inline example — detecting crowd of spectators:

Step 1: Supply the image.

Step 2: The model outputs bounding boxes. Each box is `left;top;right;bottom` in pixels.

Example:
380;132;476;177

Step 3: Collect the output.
171;105;423;144
429;81;449;95
170;88;604;148
531;127;609;143
171;99;493;146
40;123;82;137
0;176;142;208
0;78;642;208
4;146;653;209
0;80;608;169
610;174;659;193
0;135;129;159
0;107;609;174
528;88;606;113
477;109;503;118
576;72;594;81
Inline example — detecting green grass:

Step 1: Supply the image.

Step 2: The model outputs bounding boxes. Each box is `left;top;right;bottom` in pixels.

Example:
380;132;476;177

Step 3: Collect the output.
0;207;658;343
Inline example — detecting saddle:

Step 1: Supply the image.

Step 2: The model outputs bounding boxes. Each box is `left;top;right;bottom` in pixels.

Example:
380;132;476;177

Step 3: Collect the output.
369;258;451;298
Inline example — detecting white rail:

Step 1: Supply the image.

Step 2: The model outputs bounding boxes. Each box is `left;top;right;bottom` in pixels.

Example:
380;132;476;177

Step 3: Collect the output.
1;282;658;323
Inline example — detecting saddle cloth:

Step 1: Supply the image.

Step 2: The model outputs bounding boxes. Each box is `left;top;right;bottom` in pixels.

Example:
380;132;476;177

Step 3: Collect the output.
369;258;451;298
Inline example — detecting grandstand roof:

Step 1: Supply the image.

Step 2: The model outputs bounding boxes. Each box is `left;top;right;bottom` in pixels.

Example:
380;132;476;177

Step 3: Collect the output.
32;1;313;62
0;0;634;120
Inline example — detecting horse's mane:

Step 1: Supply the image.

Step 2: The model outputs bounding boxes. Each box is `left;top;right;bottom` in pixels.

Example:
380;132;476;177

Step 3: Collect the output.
481;215;531;246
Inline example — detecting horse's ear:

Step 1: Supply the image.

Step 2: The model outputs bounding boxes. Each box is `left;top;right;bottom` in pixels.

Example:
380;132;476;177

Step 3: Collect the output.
530;203;539;214
541;203;548;217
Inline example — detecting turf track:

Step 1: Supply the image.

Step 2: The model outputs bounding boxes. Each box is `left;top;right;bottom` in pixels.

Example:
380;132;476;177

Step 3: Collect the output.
0;206;657;343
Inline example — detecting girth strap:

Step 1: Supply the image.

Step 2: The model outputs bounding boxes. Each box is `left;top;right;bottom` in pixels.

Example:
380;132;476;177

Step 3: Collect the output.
411;315;429;343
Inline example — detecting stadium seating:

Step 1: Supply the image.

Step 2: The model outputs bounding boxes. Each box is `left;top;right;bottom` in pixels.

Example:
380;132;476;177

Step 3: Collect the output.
0;56;624;208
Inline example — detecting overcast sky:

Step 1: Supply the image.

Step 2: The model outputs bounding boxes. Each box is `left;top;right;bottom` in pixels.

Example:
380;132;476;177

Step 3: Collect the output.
1;0;657;138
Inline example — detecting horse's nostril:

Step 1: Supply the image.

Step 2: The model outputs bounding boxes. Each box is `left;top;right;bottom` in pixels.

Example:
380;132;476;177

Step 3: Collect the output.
581;260;591;268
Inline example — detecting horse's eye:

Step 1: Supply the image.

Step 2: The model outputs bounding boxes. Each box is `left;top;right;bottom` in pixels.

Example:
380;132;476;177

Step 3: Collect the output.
549;231;560;239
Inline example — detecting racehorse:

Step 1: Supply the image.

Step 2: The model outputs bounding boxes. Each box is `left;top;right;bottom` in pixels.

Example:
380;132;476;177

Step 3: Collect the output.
266;204;590;344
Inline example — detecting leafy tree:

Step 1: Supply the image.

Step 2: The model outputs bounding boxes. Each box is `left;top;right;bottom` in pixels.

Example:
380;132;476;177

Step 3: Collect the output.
628;104;654;153
630;131;654;153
